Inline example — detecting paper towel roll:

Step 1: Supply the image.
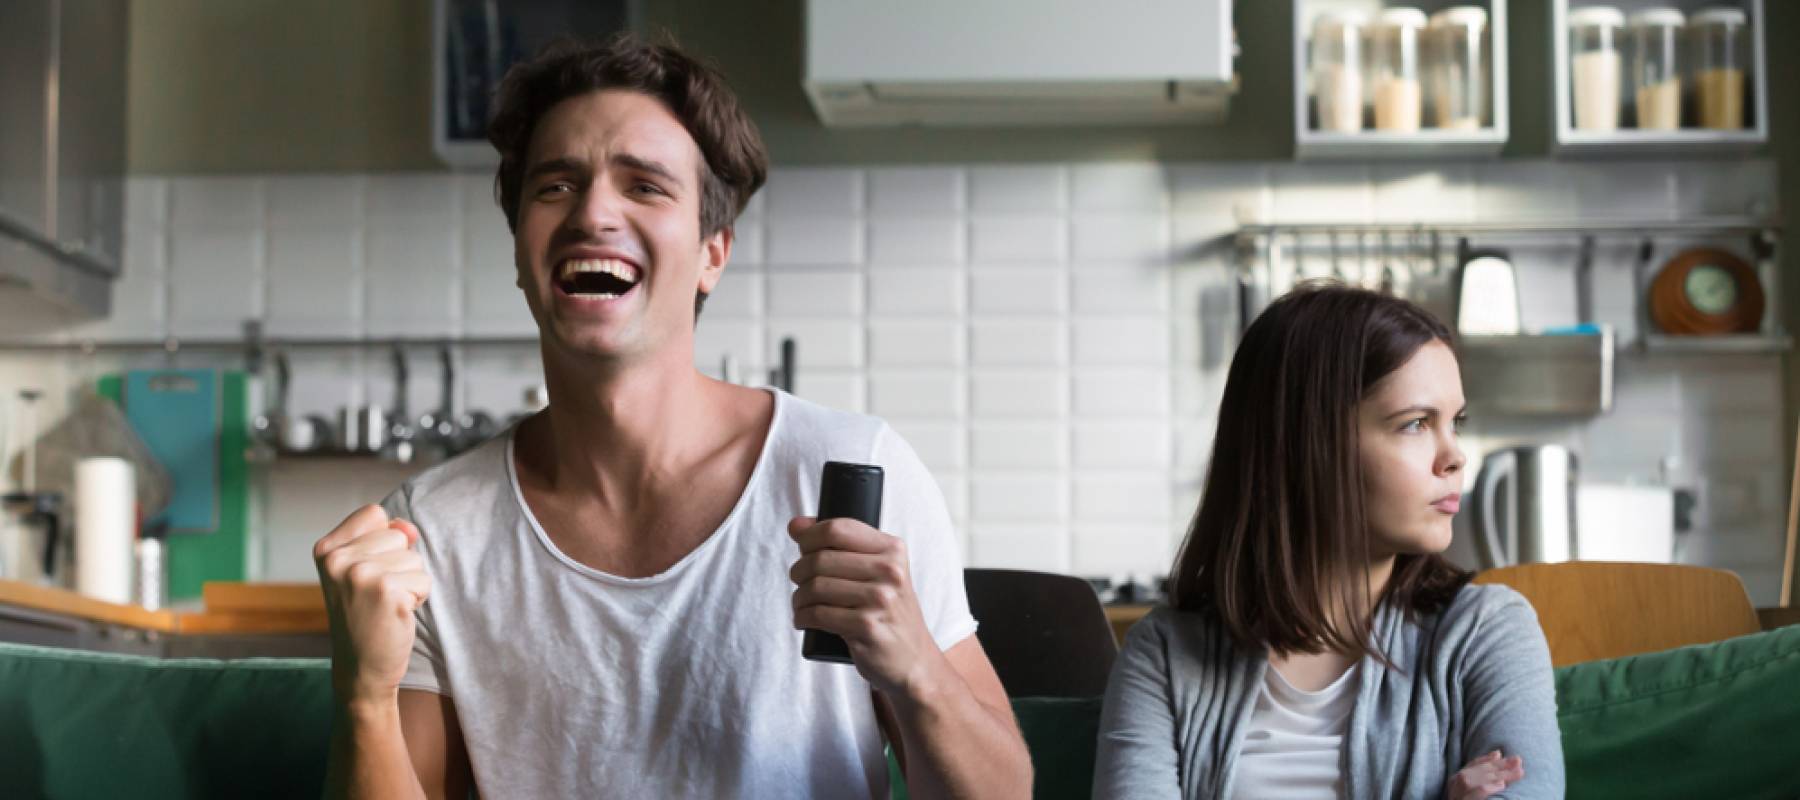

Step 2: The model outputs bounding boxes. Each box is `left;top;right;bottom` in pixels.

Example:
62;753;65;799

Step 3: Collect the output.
75;457;136;604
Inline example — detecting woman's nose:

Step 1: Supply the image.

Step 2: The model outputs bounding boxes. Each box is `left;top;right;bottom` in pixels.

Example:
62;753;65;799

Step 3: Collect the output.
1438;436;1466;475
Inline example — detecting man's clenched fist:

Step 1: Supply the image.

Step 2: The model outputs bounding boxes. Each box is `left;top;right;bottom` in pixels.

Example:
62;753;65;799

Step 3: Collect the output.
314;504;431;706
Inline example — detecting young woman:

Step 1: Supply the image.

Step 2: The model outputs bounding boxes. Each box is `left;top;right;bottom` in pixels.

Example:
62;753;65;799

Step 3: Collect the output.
1094;283;1563;799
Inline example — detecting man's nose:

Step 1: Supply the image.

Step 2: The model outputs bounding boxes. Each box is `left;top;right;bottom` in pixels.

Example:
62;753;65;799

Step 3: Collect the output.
564;181;625;237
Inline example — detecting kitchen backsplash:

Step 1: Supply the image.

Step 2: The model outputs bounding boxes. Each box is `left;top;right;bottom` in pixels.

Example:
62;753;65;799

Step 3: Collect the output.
0;159;1786;603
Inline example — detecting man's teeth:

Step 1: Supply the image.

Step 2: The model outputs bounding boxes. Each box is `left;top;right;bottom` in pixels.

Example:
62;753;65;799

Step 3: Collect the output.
557;258;641;299
559;258;639;283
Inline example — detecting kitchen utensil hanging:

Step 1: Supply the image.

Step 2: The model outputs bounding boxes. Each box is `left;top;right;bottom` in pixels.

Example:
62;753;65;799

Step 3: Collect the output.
1233;218;1784;349
1453;238;1521;335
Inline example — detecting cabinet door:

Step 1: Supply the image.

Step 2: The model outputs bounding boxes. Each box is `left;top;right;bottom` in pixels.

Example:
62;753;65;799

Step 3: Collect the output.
0;0;53;236
55;0;128;272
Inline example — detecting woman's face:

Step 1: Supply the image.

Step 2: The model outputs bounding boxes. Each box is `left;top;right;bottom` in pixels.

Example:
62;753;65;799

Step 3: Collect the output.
1358;339;1467;556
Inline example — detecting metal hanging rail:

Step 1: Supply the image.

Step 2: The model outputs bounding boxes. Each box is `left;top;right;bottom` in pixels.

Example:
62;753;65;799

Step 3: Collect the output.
1231;216;1787;353
0;325;540;355
1234;216;1782;237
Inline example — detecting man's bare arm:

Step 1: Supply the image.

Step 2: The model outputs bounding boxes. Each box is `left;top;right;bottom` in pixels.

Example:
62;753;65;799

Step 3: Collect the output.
316;507;469;799
876;637;1031;799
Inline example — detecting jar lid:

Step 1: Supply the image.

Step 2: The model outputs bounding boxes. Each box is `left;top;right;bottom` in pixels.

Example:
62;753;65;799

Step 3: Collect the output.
1376;7;1429;29
1312;8;1368;29
1568;6;1625;29
1430;6;1489;29
1692;7;1748;27
1628;8;1687;28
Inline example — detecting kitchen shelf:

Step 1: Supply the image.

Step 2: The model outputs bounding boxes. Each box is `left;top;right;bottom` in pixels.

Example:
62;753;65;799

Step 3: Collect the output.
245;448;437;466
1556;128;1765;154
1293;0;1511;160
1460;330;1615;415
1628;333;1792;354
0;331;540;354
1234;218;1786;353
1551;0;1769;155
1297;129;1509;159
1234;217;1778;237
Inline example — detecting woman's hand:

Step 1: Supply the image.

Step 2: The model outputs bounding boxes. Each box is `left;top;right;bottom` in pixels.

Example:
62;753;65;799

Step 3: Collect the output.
1447;750;1525;800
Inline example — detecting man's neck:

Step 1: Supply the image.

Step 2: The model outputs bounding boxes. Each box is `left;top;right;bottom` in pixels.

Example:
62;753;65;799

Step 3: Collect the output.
526;342;719;505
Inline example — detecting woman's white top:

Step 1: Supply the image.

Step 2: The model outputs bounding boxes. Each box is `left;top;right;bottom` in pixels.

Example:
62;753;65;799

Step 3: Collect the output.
1229;663;1361;799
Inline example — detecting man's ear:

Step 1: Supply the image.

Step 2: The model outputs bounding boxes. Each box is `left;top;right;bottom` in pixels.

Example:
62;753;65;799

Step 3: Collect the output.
697;225;734;295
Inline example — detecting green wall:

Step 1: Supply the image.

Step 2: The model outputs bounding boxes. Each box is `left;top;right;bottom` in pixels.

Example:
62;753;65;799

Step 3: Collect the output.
125;0;1302;169
126;1;1792;168
127;0;436;172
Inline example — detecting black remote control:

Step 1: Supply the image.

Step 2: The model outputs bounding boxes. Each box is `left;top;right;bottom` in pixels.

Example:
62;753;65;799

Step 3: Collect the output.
801;461;884;664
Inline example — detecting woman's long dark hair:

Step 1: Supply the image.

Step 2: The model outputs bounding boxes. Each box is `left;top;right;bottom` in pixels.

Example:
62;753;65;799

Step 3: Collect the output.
1167;282;1471;659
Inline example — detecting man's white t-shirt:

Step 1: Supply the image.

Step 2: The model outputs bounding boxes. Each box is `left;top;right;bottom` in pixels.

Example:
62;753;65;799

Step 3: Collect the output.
383;390;978;798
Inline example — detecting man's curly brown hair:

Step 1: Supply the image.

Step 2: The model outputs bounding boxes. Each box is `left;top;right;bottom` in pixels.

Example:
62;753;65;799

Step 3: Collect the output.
486;33;768;242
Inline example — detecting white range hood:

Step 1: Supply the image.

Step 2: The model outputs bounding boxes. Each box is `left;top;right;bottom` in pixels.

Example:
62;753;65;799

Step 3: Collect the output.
804;0;1236;127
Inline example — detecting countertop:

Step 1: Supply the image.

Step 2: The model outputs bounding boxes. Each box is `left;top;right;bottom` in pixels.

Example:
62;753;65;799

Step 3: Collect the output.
4;580;1789;645
0;580;326;635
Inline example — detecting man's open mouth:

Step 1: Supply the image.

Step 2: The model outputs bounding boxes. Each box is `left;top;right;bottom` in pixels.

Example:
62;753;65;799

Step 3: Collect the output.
556;258;641;299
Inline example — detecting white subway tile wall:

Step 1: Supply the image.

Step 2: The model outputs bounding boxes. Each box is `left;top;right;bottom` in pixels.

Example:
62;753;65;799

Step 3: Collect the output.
868;269;964;316
3;162;1788;601
765;272;864;316
868;167;965;215
970;218;1069;264
868;219;966;265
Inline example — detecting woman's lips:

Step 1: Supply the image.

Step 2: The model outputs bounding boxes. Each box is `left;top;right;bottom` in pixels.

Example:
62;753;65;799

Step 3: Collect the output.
1432;493;1462;514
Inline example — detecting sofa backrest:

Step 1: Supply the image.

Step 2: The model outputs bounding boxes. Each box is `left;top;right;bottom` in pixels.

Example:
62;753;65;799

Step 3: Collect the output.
0;642;333;798
6;623;1800;799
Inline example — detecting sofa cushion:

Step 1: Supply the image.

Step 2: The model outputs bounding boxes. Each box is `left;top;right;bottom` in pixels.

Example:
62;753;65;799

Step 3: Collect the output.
1014;696;1105;799
1554;622;1800;799
0;642;331;798
888;695;1103;800
0;640;1106;799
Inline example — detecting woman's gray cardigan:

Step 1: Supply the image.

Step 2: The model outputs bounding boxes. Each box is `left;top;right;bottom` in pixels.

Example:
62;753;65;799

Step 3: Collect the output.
1093;584;1565;798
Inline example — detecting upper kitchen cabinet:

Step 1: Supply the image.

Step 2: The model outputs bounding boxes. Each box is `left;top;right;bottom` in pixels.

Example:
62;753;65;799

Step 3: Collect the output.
803;0;1237;127
433;0;637;168
0;0;128;319
1294;0;1510;159
1553;0;1768;155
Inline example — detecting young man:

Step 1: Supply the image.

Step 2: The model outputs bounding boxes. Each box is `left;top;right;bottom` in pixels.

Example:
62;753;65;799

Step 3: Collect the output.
312;36;1030;798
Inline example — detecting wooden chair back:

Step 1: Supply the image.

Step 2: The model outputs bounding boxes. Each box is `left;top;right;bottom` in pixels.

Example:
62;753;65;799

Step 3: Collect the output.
1473;561;1762;667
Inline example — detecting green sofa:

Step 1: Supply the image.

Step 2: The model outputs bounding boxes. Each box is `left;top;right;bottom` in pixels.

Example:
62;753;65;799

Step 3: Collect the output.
4;624;1798;799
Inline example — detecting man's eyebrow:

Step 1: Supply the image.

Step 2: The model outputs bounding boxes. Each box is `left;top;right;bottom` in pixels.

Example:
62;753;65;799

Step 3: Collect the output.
524;156;586;183
613;153;682;187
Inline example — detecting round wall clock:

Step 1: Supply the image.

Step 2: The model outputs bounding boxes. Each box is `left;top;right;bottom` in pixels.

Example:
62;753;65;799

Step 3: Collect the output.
1649;247;1764;335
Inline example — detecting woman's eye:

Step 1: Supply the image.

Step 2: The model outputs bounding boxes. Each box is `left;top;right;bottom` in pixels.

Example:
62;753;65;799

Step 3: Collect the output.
1400;418;1426;433
1452;415;1469;434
